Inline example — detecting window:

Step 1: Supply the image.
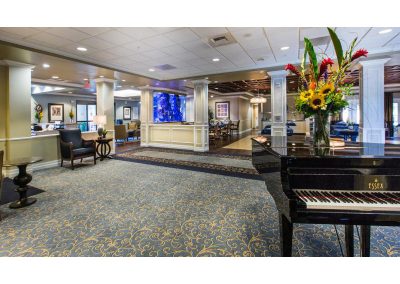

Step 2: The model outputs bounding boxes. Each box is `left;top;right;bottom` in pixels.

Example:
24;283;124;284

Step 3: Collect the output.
76;101;96;132
393;103;399;127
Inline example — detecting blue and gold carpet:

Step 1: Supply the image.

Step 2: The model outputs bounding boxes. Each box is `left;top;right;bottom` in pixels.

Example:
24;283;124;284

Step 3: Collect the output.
0;158;399;256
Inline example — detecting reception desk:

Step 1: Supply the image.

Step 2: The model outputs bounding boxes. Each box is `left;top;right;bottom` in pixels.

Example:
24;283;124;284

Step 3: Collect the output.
141;122;209;152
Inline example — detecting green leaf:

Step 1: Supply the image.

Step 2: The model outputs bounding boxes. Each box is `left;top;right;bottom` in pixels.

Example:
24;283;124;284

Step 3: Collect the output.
304;38;318;81
328;27;343;66
301;47;307;75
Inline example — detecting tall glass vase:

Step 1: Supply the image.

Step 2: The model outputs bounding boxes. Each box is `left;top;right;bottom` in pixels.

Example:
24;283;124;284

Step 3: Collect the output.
313;112;330;147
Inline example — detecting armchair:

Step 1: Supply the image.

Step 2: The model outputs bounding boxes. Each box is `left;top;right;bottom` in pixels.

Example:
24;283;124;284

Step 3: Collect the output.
59;129;96;170
114;125;128;144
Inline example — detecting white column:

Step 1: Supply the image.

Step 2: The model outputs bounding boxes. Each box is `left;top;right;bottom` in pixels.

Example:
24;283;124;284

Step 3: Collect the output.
95;78;115;130
139;87;153;147
268;70;287;136
359;58;390;144
0;60;34;162
193;79;209;152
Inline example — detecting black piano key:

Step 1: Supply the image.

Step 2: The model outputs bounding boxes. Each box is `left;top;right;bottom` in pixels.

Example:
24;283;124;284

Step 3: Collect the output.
354;192;376;204
347;192;363;203
304;191;317;202
385;192;400;203
336;192;351;203
317;191;330;203
298;190;311;202
326;192;340;203
365;192;387;204
377;193;395;204
296;191;308;202
341;192;356;203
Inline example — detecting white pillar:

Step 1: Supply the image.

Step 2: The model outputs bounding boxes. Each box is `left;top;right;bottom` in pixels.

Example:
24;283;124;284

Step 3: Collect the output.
193;79;209;152
359;58;390;144
139;87;153;147
95;78;115;130
0;60;33;163
268;70;287;136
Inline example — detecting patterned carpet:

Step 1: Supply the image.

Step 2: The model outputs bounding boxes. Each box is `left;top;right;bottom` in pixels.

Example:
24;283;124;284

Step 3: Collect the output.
116;147;261;180
0;158;399;256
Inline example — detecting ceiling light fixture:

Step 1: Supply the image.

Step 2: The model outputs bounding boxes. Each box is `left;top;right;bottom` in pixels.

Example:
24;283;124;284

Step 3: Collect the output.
148;68;155;72
281;46;290;51
379;28;392;34
42;63;50;68
210;95;214;98
99;75;104;78
83;78;89;81
215;87;219;90
76;47;87;52
122;79;126;82
212;58;220;62
51;75;59;79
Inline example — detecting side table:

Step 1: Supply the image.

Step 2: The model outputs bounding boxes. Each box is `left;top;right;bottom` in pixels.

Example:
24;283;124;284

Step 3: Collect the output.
95;138;113;161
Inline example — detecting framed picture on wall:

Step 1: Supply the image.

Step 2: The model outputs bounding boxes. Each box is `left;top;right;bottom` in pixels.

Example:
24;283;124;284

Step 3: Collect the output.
123;106;131;120
215;101;230;119
48;103;64;122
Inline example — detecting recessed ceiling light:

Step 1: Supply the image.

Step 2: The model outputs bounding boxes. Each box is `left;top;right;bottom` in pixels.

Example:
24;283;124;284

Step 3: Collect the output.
212;58;220;62
122;79;126;82
183;79;187;82
205;77;208;79
83;78;88;81
281;46;290;51
379;28;392;34
99;75;104;78
149;68;155;72
215;87;219;90
210;95;214;98
76;47;87;52
68;91;72;94
51;75;59;79
42;63;50;68
214;81;218;83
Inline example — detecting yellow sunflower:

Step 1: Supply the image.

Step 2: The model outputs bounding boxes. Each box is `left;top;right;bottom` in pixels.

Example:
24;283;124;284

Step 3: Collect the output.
309;93;326;110
299;90;314;101
319;83;335;96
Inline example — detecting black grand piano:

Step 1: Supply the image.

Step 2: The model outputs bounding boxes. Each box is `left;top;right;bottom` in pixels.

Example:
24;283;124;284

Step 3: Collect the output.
252;135;400;257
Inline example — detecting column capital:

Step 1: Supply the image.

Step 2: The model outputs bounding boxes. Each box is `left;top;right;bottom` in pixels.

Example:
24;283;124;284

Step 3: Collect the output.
0;59;35;69
192;79;210;85
268;70;287;78
358;58;390;68
94;78;116;84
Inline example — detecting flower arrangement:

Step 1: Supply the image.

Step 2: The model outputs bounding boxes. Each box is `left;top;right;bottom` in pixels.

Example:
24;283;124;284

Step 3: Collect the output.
69;109;74;121
285;28;368;146
34;104;44;123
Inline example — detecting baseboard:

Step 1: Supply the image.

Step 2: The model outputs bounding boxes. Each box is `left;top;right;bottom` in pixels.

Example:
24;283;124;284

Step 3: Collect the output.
3;159;60;177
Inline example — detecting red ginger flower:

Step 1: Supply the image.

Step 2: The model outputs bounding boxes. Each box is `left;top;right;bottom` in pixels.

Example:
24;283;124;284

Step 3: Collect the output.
285;64;300;76
318;58;334;79
351;49;368;61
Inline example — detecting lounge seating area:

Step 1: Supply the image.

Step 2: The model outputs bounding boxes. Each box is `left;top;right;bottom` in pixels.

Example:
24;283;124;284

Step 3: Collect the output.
114;120;141;144
330;121;359;142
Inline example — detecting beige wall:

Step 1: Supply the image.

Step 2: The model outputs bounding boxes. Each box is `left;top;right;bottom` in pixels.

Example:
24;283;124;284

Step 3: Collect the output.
238;97;252;133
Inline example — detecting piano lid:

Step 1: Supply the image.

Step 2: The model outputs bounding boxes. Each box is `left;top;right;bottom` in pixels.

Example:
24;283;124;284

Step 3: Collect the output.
252;136;400;158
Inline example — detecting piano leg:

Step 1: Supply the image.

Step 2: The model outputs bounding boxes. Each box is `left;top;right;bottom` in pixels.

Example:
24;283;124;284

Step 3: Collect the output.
360;225;371;257
279;214;293;257
345;225;354;257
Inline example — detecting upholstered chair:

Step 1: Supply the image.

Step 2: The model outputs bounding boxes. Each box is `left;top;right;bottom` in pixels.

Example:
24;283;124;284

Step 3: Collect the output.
59;129;96;170
230;120;240;135
114;125;128;144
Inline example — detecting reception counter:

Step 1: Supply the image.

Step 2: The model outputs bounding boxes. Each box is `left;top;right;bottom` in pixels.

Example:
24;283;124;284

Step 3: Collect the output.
141;122;208;152
2;130;114;177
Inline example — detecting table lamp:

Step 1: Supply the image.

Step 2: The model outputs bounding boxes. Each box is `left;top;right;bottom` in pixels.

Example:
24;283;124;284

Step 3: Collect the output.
93;115;107;137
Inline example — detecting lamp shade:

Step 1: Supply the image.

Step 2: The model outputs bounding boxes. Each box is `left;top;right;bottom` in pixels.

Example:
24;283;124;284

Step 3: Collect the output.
93;115;107;125
250;97;267;104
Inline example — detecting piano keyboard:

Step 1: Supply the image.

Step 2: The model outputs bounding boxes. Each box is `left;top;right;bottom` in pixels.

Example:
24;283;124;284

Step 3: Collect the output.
293;189;400;212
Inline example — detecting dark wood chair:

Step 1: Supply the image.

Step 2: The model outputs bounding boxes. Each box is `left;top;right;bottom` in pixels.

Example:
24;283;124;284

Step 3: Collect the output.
59;129;96;170
221;121;232;138
209;125;222;145
230;120;240;135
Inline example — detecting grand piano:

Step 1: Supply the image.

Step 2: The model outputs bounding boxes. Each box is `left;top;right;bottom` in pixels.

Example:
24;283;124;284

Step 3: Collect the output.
252;135;400;257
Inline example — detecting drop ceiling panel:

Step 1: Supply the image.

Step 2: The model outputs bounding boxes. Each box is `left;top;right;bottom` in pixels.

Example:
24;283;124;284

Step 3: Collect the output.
265;27;300;63
24;32;74;48
165;28;200;43
74;27;111;36
0;27;40;38
116;27;158;40
79;36;115;50
358;27;400;50
96;30;133;45
44;27;91;42
142;35;176;48
190;27;229;38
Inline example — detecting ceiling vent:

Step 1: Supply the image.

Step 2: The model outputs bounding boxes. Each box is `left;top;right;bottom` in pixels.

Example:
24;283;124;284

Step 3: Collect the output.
208;33;237;47
300;36;331;47
155;64;177;71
